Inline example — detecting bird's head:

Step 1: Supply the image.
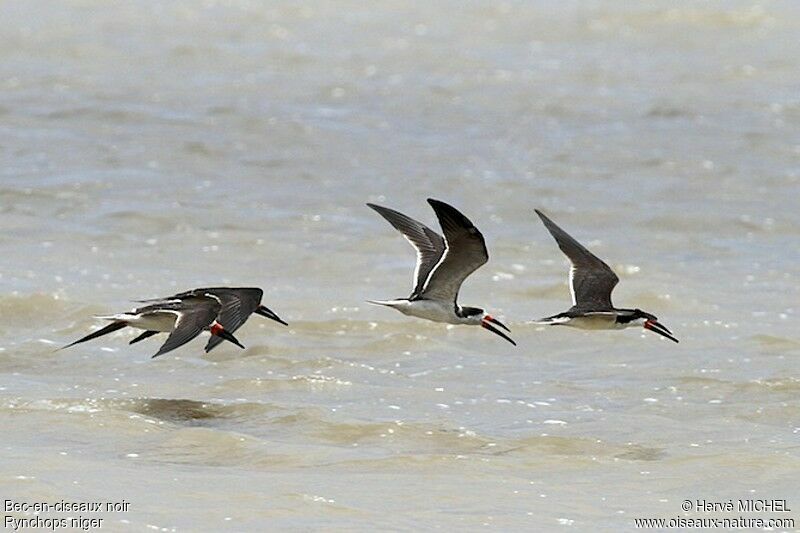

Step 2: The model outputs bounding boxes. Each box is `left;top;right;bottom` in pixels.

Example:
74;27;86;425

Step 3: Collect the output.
628;309;679;343
209;322;245;349
461;307;516;346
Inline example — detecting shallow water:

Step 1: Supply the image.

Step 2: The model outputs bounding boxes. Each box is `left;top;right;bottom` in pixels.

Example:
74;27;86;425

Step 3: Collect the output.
1;0;799;531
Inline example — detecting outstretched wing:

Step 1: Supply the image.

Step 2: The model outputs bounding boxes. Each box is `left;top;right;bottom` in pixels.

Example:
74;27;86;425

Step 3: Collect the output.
535;209;618;311
129;330;158;345
201;288;263;352
367;203;446;297
152;297;220;358
417;199;488;303
61;321;127;350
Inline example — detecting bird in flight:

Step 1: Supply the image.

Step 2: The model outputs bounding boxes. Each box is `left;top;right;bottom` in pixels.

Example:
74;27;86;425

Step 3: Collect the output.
366;198;515;345
62;292;245;358
532;209;678;343
133;287;287;352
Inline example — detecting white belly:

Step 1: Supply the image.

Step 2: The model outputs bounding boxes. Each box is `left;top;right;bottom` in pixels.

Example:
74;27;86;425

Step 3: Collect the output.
561;314;623;330
371;299;464;324
114;312;178;332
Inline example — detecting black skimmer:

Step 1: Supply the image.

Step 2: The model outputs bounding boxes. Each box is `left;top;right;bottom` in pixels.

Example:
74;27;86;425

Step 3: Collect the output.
532;209;678;343
62;294;245;358
366;198;515;345
134;287;287;352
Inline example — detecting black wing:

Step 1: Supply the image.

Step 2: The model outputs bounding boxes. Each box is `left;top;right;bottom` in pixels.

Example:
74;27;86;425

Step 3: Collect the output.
129;330;159;345
134;287;265;353
61;321;127;350
151;297;221;358
367;203;446;297
200;288;263;353
535;209;619;311
417;199;488;303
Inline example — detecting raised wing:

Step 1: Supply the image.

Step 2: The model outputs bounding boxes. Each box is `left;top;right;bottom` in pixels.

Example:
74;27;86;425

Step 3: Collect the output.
201;288;263;352
535;209;618;311
151;297;220;358
367;203;446;297
417;199;488;303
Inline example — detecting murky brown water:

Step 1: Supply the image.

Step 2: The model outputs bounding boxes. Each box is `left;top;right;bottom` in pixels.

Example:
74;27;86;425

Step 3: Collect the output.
1;1;798;530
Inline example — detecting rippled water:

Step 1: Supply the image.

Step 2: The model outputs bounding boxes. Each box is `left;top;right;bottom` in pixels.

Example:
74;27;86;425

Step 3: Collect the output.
1;1;799;530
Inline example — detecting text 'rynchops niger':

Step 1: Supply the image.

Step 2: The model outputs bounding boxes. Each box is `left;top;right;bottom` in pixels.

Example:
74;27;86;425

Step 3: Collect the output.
532;209;678;343
62;287;287;358
366;198;515;346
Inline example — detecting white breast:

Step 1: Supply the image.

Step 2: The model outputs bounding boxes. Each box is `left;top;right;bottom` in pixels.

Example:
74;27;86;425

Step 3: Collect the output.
560;314;622;331
394;299;463;324
122;311;179;332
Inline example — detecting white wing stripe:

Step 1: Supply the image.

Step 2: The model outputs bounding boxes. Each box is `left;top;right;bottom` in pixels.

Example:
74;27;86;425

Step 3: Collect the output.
420;242;450;293
569;266;576;306
403;235;427;289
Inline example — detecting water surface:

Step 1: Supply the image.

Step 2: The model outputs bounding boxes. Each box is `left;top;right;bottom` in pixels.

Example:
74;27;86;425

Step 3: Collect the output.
1;1;798;530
